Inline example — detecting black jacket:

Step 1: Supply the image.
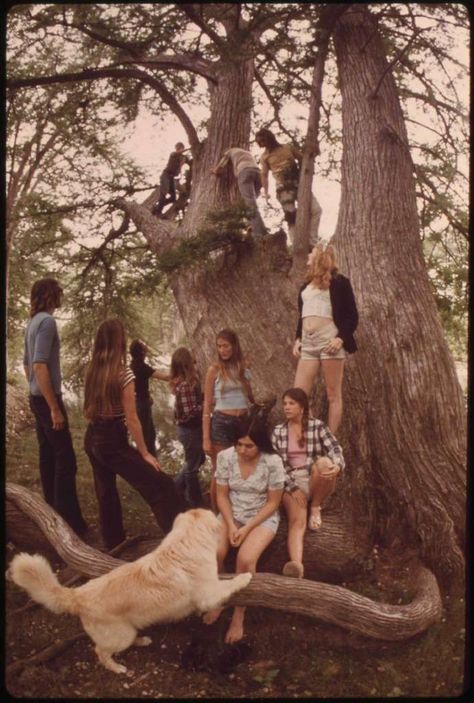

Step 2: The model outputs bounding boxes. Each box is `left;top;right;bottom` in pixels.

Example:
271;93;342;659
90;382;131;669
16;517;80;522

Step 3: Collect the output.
296;273;359;354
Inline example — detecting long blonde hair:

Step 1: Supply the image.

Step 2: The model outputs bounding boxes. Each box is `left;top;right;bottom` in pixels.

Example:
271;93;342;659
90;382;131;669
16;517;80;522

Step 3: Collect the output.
84;318;127;421
214;329;252;400
305;244;338;289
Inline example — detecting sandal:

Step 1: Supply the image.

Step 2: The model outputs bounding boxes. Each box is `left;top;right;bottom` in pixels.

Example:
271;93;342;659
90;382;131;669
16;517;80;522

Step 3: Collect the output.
282;561;304;579
308;507;322;531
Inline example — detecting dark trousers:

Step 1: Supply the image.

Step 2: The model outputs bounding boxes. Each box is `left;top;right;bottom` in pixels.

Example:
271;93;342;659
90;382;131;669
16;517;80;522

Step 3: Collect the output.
29;394;87;534
136;400;157;456
84;418;185;549
154;171;176;214
175;424;205;508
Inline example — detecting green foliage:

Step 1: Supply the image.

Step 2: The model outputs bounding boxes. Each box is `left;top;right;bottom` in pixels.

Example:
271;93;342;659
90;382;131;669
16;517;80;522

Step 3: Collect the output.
158;205;252;274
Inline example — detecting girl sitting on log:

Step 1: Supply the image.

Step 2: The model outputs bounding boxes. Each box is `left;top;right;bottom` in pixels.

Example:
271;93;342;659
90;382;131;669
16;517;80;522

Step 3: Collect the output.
202;329;255;511
293;244;358;434
169;346;206;508
202;413;285;643
272;387;345;579
83;318;184;550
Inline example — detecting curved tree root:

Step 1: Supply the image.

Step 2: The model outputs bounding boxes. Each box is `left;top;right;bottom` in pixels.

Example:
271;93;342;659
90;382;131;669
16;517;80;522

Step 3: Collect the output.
6;482;442;640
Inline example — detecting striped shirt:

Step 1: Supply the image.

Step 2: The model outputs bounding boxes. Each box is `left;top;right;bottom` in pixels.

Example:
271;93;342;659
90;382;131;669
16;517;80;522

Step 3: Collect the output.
98;367;135;419
271;418;345;492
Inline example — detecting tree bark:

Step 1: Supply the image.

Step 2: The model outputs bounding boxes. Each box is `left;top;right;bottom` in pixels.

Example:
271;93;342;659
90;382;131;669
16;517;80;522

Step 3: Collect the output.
329;4;466;582
6;483;442;641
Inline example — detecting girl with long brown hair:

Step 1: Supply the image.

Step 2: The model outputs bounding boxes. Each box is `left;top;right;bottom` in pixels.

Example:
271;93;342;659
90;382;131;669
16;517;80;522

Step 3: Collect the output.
202;329;255;511
272;388;345;579
169;347;205;508
83;318;183;550
293;244;358;434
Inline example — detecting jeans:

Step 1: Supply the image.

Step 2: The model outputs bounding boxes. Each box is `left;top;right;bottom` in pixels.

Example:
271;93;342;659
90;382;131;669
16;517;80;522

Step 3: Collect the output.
237;167;267;237
29;394;87;534
136;399;157;456
84;417;185;549
211;411;249;446
174;424;205;508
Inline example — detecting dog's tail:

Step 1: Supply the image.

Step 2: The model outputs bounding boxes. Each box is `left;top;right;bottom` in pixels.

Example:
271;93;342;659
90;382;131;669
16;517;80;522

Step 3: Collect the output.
9;553;77;615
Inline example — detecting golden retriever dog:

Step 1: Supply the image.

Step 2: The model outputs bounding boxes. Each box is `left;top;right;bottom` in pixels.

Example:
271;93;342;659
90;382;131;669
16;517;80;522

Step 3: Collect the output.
9;508;252;674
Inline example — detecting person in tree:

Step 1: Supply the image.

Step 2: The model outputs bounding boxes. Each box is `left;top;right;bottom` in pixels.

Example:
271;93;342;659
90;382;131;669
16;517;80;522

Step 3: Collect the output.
272;387;345;579
169;346;206;508
152;142;191;216
203;329;255;512
129;340;169;456
255;127;322;245
293;244;358;434
23;278;87;536
84;318;184;550
202;414;285;643
211;147;267;237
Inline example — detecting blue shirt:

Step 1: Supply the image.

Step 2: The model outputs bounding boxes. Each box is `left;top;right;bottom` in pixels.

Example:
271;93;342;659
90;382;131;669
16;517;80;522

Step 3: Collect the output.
214;368;251;410
24;312;62;396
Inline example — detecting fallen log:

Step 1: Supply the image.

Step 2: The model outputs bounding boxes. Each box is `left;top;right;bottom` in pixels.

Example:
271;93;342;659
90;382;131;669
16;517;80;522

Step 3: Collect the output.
6;482;442;640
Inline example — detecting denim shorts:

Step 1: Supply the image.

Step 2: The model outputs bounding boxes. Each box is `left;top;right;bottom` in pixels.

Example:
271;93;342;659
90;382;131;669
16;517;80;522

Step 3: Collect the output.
301;321;346;360
218;510;280;535
211;411;249;447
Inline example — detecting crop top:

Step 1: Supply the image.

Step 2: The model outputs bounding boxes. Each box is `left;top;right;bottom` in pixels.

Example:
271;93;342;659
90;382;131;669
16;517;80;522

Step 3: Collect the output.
214;369;251;411
301;284;333;319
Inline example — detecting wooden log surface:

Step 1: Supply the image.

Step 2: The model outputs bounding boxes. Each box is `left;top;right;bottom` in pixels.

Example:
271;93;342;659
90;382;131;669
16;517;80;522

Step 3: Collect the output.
6;482;442;640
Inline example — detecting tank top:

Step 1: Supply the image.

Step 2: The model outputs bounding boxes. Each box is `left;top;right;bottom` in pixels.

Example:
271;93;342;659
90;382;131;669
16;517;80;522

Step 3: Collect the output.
214;369;251;411
301;284;333;319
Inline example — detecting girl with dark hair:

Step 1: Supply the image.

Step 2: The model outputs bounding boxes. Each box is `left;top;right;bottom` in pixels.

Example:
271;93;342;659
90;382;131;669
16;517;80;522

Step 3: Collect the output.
84;319;184;550
203;413;285;643
169;347;206;507
293;244;358;434
271;388;345;579
129;340;169;456
203;329;255;511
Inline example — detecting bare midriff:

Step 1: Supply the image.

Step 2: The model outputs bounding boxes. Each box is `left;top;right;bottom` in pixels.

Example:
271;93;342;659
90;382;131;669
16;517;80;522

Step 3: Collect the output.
216;408;249;416
302;315;334;333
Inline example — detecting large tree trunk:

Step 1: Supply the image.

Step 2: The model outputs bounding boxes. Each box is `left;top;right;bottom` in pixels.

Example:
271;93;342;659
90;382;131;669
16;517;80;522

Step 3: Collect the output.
328;5;466;582
116;8;465;587
6;483;442;642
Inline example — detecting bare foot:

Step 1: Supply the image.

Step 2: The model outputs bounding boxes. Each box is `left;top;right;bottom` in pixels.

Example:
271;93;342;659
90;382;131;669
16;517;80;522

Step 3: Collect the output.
308;506;322;530
202;607;224;625
225;618;245;644
282;560;304;578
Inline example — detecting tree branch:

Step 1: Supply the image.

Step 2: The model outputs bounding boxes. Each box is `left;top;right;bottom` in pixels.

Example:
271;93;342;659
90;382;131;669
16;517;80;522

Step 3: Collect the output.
371;28;424;99
8;67;200;150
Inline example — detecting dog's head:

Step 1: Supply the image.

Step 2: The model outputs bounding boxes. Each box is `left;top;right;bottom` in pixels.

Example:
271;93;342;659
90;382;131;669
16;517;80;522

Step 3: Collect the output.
172;508;221;537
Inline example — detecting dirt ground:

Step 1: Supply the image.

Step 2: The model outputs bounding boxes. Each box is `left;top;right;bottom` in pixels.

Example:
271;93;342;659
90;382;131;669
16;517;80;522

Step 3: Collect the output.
4;390;467;699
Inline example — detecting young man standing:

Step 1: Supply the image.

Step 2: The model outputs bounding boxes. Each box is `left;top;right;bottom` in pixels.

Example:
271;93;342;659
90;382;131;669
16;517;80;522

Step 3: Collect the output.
153;142;191;216
23;278;87;535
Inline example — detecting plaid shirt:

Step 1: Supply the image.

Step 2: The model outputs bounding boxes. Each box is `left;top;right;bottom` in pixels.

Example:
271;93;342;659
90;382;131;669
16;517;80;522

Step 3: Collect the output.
271;418;345;492
174;380;203;425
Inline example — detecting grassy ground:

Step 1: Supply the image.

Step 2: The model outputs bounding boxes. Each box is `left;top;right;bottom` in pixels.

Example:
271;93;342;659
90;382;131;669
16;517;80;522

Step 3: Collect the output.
5;402;467;699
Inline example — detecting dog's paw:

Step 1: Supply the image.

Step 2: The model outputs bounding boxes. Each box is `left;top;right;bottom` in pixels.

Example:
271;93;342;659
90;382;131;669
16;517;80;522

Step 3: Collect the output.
107;662;128;675
236;572;252;589
134;636;152;647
